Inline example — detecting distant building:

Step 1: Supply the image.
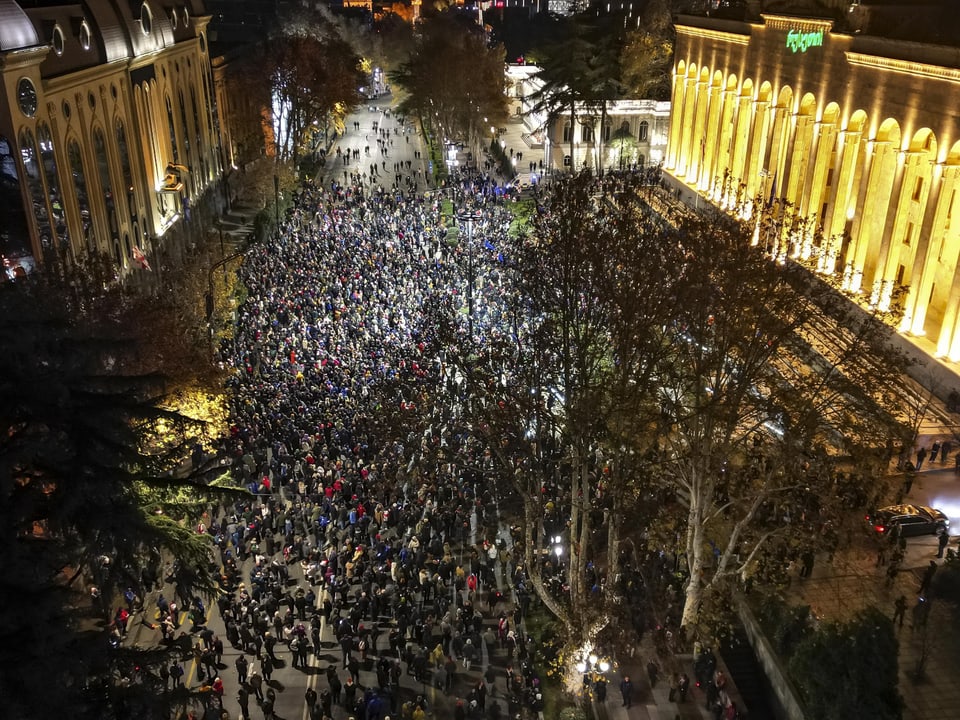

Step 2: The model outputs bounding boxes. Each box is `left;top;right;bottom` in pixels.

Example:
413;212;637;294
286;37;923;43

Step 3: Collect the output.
506;63;669;174
668;3;960;363
0;0;228;277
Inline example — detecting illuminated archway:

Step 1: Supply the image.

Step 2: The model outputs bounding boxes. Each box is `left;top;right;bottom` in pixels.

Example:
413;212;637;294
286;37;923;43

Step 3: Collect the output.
766;85;793;204
784;94;817;254
932;143;960;358
826;109;868;277
743;81;774;213
886;128;937;317
702;70;725;194
667;60;687;170
849;118;901;297
688;66;712;185
677;63;699;177
712;73;739;201
725;78;754;209
804;102;840;263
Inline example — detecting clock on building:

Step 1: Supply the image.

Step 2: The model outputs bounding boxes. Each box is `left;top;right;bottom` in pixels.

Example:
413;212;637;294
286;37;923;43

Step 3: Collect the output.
17;78;37;117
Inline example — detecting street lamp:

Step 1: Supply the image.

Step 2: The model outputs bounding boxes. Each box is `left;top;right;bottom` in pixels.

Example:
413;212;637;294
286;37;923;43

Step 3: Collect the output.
457;209;483;342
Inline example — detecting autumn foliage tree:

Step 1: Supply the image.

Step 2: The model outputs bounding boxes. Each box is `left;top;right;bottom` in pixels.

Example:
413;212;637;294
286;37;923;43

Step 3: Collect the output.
237;10;365;165
0;270;237;719
390;12;508;147
432;174;909;670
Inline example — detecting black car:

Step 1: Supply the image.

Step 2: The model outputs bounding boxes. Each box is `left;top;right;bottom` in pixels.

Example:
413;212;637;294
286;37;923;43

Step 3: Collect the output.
866;504;950;537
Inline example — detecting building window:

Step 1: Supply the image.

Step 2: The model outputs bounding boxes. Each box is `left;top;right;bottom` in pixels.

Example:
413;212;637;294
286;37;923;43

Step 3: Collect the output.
37;123;69;251
79;21;91;51
52;25;65;56
19;128;54;249
638;121;649;143
602;123;611;142
582;124;594;143
165;95;179;164
913;177;923;201
140;3;153;35
93;127;118;239
116;120;135;220
67;139;96;251
562;123;571;143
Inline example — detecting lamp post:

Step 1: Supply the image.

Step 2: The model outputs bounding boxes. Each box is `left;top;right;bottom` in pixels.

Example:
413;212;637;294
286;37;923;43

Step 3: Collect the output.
457;209;483;342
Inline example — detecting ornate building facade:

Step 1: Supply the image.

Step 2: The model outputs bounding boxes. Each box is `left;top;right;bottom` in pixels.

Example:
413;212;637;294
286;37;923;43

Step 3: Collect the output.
0;0;227;276
507;64;670;175
668;11;960;362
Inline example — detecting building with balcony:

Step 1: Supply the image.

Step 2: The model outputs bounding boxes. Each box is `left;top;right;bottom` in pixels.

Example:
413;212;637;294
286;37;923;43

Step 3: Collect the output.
0;0;228;277
507;63;670;175
667;4;960;366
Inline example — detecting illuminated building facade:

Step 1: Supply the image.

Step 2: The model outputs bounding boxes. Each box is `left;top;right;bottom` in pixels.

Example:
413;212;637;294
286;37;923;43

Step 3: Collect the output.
507;64;669;174
668;10;960;362
0;0;227;276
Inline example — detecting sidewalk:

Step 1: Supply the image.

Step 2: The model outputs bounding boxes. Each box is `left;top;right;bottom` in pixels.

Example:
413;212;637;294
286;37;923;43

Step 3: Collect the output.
590;638;730;720
787;458;960;720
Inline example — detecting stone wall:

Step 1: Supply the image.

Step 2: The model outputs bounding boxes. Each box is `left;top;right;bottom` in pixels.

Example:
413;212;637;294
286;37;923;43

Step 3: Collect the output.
735;597;809;720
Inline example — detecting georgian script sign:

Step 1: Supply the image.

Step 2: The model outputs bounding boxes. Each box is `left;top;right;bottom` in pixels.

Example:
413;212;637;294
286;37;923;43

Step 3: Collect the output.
786;29;824;53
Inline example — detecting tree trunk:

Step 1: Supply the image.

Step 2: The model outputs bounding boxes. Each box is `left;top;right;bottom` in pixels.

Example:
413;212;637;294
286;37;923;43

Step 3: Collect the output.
606;481;622;596
681;496;706;629
523;490;570;624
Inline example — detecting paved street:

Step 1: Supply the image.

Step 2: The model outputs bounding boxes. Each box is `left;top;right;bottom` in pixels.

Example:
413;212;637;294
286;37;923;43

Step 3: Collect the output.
318;94;431;193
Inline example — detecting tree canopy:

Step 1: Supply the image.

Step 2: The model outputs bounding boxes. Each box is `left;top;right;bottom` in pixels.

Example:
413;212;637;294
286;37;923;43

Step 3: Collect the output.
0;275;234;719
389;12;509;146
789;607;903;720
237;9;366;164
430;174;908;669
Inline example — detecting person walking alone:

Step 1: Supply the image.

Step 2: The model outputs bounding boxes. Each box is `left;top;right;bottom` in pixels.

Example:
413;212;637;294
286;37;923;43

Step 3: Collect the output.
620;675;634;708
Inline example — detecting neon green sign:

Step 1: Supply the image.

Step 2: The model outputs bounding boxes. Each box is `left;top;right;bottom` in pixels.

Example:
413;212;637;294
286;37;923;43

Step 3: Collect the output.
786;29;824;53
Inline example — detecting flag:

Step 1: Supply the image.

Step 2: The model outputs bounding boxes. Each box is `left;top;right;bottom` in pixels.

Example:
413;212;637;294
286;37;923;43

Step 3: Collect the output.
132;246;151;271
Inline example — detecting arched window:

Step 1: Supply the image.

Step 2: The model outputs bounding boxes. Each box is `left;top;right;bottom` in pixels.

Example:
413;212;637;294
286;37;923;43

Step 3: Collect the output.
93;127;119;244
177;90;194;194
115;119;135;222
190;86;206;180
165;94;179;164
37;123;69;251
638;121;649;143
67;139;96;251
18;127;54;249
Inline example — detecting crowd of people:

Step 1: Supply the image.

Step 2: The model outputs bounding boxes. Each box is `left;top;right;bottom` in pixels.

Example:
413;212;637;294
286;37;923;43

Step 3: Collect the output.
178;109;553;720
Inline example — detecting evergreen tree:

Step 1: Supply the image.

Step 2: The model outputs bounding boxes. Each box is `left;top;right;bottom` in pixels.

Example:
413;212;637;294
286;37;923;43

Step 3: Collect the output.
0;276;235;719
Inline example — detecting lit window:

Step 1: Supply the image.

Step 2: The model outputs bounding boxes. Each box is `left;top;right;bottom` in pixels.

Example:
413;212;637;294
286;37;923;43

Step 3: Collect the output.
638;121;649;143
52;25;64;56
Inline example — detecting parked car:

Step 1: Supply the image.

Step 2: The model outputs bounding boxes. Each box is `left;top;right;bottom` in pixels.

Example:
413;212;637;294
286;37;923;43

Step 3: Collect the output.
866;504;950;537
